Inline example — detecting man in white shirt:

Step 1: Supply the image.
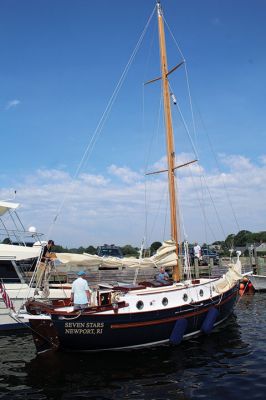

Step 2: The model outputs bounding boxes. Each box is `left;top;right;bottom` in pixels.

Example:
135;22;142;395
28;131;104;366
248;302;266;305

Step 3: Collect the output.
193;242;201;261
71;271;91;310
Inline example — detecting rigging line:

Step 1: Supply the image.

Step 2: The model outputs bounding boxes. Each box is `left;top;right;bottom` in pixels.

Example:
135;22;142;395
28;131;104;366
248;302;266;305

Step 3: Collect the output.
196;107;241;232
199;174;212;244
173;173;182;245
198;170;226;239
184;63;198;149
164;16;240;236
163;16;185;61
198;171;226;239
144;77;164;174
47;5;156;235
75;4;157;177
144;90;163;245
174;168;191;246
148;184;168;245
141;0;157;250
186;165;218;242
162;190;169;242
169;87;226;239
169;82;198;159
163;16;198;145
143;84;149;247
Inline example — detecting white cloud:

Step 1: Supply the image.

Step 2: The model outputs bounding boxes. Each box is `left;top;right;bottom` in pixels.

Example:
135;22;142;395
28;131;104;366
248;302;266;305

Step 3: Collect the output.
1;154;266;247
79;173;109;186
5;99;21;110
219;154;253;171
36;169;70;181
108;164;142;183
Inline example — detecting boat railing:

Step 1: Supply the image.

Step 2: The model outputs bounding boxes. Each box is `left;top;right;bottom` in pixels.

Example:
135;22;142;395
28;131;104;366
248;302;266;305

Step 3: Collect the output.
0;228;43;247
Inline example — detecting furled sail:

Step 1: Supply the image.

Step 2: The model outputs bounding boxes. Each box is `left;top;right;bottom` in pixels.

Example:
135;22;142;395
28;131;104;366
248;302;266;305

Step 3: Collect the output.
55;240;177;270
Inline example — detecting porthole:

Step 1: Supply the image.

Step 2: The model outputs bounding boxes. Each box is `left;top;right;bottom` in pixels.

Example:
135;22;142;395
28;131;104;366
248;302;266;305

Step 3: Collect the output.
136;300;144;310
162;297;168;306
183;293;188;302
199;289;204;297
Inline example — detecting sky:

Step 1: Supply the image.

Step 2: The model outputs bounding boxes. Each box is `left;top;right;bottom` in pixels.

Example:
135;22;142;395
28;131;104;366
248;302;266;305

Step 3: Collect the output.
0;0;266;248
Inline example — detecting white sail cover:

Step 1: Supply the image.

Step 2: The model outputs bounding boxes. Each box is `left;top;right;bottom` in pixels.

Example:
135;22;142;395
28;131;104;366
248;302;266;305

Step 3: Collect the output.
214;257;243;293
0;244;41;261
55;240;177;270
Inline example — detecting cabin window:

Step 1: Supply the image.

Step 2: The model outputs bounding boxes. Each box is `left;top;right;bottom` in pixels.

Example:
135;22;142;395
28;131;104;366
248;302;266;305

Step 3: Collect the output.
162;297;168;306
136;300;144;310
183;293;188;302
199;289;204;297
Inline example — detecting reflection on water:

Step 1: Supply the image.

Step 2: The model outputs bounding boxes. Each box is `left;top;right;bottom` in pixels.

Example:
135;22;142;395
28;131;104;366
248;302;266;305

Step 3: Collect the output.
1;293;266;399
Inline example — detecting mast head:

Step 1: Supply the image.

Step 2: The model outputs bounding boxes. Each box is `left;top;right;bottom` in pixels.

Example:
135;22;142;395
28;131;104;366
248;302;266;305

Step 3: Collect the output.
156;1;162;16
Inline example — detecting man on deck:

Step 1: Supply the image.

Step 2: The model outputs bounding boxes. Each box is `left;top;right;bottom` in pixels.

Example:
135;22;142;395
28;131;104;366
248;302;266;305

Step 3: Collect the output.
71;271;91;310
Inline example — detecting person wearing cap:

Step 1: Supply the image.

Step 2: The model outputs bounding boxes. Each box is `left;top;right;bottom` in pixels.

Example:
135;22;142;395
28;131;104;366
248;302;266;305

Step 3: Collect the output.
71;271;91;310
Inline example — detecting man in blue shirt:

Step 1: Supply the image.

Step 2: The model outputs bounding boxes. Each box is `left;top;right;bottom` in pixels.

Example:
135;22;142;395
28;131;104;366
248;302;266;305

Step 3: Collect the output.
71;271;91;310
156;267;169;283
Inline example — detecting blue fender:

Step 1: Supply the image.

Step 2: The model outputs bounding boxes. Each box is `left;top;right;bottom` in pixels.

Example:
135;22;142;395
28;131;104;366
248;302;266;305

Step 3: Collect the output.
201;307;219;334
170;318;188;345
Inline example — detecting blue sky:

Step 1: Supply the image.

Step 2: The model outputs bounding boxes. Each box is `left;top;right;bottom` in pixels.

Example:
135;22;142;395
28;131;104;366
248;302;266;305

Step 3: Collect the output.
1;0;266;248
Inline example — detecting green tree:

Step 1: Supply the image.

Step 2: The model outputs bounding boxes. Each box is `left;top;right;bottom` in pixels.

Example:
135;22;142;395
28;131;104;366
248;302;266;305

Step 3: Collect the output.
121;245;139;257
85;245;97;255
234;230;252;246
224;234;235;250
150;241;162;255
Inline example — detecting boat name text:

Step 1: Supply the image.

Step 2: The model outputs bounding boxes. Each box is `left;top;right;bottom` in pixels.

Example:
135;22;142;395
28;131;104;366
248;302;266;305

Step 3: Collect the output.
64;322;104;335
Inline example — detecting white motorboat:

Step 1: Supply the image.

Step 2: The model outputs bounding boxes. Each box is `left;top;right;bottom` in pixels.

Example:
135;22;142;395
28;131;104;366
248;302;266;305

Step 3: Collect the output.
0;200;71;330
248;274;266;291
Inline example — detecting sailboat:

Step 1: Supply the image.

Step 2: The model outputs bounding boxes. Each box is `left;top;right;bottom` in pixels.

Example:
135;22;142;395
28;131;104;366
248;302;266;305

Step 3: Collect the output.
14;1;243;353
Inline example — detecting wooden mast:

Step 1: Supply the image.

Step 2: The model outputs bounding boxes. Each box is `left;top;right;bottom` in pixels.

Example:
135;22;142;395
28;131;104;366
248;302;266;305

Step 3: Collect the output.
157;1;180;281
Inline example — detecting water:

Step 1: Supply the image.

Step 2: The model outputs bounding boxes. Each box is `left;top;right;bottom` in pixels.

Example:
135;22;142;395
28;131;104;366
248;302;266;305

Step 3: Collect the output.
0;292;265;400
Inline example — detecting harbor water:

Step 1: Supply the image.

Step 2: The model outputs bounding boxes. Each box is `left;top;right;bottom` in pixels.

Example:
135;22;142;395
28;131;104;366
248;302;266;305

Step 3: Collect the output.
0;292;265;400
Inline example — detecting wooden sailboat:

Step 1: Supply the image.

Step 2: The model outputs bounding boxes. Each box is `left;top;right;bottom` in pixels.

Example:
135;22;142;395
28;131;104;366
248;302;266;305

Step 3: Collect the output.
15;2;243;354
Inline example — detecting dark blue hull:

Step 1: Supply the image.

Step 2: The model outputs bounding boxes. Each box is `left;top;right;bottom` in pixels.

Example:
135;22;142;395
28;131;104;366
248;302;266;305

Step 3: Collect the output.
30;285;238;352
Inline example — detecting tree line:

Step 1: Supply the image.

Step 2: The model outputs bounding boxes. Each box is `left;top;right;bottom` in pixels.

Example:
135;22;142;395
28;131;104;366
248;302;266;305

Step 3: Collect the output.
3;229;264;257
52;230;266;257
212;230;266;254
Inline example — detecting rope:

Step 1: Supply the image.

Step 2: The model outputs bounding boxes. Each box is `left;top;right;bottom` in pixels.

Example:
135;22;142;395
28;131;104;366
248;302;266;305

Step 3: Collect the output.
164;14;240;239
61;311;82;320
9;311;59;350
46;5;156;239
235;281;249;307
196;108;241;233
143;90;163;246
169;86;227;240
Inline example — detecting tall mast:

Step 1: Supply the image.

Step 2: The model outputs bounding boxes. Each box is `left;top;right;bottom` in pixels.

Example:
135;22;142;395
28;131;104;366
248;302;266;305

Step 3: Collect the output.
157;1;180;281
